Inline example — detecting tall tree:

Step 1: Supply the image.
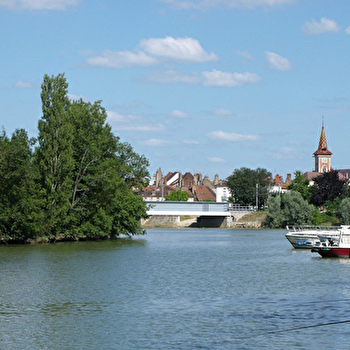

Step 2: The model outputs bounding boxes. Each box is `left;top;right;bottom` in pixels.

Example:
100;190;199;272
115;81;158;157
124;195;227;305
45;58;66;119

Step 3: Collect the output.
34;73;74;236
227;167;271;207
66;98;149;238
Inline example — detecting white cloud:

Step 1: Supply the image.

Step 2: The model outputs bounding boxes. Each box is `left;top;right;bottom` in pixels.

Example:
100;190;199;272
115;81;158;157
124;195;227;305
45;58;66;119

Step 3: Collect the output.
183;140;201;145
147;70;199;84
213;108;233;116
118;125;165;132
236;50;253;60
207;157;226;163
346;26;350;35
265;52;291;71
107;111;164;132
87;50;158;69
208;130;259;141
302;18;340;35
107;111;141;123
202;69;260;87
159;0;294;10
87;36;217;68
141;139;172;146
171;110;189;118
148;69;260;88
14;80;35;89
271;147;297;159
140;37;218;63
0;0;80;10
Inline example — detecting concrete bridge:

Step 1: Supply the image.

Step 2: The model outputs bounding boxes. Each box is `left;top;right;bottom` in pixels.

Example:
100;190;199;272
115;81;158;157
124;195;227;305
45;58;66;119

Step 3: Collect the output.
145;201;255;227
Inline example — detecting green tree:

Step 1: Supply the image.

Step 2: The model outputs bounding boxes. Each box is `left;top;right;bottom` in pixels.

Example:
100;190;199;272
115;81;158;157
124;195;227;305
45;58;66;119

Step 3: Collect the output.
264;195;282;227
34;73;74;237
66;98;149;238
0;73;149;242
287;170;312;202
265;191;315;228
310;170;346;207
0;129;42;239
227;167;271;207
166;189;189;201
338;198;350;225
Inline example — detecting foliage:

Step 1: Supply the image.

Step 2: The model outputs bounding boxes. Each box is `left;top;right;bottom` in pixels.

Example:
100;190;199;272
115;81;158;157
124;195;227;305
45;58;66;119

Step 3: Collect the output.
0;129;42;239
227;167;271;207
166;189;189;201
310;170;346;207
0;74;149;242
287;170;312;201
265;191;315;228
338;198;350;225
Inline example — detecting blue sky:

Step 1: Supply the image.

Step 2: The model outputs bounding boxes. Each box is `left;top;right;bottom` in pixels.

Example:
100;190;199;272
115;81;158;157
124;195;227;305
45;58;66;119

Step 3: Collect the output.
1;0;350;181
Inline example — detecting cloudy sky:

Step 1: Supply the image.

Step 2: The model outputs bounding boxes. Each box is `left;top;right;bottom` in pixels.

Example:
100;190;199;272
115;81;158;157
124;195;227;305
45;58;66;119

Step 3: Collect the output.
1;0;350;180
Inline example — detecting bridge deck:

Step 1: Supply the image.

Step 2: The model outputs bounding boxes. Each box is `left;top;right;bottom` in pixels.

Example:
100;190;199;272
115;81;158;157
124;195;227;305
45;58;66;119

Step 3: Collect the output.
145;201;253;217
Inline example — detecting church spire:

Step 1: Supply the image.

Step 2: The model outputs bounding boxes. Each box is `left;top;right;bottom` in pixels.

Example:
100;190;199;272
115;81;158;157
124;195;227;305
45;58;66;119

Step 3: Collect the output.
316;121;329;153
313;120;332;173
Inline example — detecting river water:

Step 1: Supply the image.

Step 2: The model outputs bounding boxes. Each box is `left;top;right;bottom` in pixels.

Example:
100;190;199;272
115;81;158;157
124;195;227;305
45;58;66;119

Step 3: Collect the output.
1;228;350;349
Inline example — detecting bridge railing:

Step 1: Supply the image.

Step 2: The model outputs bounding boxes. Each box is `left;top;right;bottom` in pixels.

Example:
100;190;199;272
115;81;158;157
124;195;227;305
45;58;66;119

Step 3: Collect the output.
229;204;256;213
145;201;256;214
145;201;229;213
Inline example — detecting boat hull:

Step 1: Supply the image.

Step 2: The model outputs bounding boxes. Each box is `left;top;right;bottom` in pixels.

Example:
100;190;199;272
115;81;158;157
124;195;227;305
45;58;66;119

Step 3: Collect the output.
285;235;319;249
313;247;350;258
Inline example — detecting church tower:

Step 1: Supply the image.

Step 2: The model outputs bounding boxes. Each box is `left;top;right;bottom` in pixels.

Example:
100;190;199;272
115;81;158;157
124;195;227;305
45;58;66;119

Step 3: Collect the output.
313;122;332;173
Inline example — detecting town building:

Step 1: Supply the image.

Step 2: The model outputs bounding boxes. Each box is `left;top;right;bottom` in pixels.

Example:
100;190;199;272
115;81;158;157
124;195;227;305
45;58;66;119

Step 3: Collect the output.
140;168;229;202
269;173;292;194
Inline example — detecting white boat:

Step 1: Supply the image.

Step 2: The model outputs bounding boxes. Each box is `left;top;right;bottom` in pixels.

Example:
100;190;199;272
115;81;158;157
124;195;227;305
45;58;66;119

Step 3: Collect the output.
311;226;350;258
285;225;344;249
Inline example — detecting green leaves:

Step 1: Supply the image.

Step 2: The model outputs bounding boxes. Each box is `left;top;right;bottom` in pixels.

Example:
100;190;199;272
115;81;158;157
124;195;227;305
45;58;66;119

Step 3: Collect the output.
265;192;315;228
166;189;189;201
227;167;271;207
0;74;150;242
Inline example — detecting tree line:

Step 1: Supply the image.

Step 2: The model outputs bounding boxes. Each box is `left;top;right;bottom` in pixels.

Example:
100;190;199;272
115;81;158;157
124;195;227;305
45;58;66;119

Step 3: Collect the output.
0;74;149;243
226;167;350;227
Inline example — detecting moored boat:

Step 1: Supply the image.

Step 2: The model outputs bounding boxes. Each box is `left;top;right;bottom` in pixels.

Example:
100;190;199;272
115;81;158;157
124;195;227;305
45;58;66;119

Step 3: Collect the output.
285;225;343;249
312;226;350;258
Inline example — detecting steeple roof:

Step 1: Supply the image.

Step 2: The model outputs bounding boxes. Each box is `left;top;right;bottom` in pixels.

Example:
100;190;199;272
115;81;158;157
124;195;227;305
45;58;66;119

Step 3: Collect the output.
314;122;332;156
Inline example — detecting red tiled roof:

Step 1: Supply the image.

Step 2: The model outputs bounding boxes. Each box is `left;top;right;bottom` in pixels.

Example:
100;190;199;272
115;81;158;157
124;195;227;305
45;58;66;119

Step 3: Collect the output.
193;185;216;201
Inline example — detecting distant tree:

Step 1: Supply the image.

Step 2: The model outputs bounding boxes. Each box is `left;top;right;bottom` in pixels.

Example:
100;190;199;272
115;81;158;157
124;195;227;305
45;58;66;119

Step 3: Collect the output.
227;167;271;207
166;189;189;201
310;170;346;207
338;198;350;225
265;191;315;228
287;170;312;202
264;195;282;227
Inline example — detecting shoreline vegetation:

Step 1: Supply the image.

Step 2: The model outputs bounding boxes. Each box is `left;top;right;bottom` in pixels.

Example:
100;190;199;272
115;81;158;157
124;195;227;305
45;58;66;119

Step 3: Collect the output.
0;212;268;245
0;74;150;245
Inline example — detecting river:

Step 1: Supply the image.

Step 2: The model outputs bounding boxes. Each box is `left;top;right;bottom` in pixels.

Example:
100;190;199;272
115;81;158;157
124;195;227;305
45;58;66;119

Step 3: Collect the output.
1;228;350;349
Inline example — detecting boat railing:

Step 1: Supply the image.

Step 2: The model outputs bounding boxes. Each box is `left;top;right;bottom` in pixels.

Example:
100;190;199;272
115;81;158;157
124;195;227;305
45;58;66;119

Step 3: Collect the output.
286;225;342;232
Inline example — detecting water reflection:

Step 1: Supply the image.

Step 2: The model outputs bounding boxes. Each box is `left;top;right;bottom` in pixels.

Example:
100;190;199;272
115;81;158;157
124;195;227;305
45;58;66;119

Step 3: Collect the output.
1;228;350;350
